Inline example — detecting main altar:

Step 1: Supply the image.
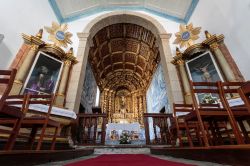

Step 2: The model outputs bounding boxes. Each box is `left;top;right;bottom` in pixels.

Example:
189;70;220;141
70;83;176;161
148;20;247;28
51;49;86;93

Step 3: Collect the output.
105;122;145;145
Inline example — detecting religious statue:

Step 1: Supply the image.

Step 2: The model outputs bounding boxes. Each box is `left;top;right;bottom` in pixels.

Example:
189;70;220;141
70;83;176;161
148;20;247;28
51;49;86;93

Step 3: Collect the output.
195;63;212;82
119;95;127;119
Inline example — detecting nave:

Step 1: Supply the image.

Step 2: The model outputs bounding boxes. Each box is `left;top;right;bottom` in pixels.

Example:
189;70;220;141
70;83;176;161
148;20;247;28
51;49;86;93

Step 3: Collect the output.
1;1;250;166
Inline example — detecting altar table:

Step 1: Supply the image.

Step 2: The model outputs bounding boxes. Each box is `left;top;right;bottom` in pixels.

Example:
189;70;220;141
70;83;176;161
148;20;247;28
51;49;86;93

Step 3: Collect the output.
106;122;140;132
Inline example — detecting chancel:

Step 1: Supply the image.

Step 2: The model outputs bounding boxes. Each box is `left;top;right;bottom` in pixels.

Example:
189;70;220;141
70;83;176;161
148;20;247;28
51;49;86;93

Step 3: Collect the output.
0;1;250;166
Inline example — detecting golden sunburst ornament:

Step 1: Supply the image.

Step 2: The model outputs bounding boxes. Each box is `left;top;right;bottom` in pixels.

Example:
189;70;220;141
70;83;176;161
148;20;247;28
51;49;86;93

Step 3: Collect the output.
44;22;72;48
173;23;201;48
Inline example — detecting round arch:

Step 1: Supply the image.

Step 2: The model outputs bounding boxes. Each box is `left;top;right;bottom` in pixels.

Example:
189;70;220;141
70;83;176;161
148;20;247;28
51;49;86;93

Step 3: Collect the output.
66;11;183;112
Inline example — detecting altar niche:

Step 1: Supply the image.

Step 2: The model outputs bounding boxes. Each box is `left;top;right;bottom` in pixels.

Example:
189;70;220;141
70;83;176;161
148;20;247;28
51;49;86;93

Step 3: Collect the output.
113;89;134;123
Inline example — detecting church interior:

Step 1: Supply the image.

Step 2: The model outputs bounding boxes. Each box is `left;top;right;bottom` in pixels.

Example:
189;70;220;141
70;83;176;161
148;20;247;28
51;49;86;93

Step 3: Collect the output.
1;0;250;165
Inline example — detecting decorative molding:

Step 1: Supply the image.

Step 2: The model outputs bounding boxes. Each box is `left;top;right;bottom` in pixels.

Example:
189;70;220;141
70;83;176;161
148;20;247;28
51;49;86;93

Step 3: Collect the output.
48;0;199;24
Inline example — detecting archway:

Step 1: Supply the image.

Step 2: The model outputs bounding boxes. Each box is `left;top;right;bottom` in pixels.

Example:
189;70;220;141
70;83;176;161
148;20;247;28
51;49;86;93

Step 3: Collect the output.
66;11;183;113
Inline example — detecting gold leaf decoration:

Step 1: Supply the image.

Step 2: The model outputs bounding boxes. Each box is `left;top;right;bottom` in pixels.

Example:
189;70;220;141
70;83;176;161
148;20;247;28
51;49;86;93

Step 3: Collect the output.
173;23;201;48
44;22;72;48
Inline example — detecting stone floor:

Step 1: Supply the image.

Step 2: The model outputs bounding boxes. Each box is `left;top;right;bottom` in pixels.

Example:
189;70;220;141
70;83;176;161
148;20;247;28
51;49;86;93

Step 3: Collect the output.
37;147;230;166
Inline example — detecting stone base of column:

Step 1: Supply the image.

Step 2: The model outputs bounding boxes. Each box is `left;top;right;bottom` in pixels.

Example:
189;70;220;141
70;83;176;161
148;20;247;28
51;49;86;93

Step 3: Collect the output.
55;93;65;108
10;80;23;95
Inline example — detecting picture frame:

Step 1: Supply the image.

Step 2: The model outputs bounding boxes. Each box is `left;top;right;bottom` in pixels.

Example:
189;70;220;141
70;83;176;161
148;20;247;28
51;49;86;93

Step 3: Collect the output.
185;51;224;103
186;51;224;83
22;51;63;95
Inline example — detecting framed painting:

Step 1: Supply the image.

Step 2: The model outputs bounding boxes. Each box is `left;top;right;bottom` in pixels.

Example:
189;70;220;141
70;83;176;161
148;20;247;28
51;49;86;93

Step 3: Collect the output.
22;51;63;95
185;51;224;103
186;51;224;83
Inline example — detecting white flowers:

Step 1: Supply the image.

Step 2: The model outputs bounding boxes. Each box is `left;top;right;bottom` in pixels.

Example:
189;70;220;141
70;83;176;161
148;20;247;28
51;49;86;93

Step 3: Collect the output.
202;94;217;104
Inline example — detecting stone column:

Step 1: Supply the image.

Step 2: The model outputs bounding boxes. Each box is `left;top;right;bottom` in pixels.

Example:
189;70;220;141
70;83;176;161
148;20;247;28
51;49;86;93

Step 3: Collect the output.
55;60;72;107
10;45;39;95
159;34;184;111
210;43;236;81
65;33;90;112
176;59;192;104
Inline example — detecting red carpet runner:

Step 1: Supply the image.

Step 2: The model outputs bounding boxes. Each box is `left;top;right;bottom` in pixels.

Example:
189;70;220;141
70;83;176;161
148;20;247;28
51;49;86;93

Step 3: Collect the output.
65;154;195;166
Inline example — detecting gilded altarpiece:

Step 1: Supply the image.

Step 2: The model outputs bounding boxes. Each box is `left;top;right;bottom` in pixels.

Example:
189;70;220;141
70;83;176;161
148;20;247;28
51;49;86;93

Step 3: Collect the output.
9;29;77;110
100;89;146;125
172;30;245;104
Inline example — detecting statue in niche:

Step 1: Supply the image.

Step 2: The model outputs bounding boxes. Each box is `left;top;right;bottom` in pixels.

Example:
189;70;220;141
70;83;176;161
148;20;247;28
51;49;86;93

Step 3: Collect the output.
119;95;128;119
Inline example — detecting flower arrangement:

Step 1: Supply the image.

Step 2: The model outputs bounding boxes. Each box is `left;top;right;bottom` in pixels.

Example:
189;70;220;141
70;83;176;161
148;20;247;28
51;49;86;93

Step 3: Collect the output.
119;131;131;144
202;94;217;104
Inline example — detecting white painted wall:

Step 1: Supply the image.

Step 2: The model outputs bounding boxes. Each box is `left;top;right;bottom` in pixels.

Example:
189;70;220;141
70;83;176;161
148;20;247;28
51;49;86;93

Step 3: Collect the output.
189;0;250;80
0;0;57;69
1;0;249;80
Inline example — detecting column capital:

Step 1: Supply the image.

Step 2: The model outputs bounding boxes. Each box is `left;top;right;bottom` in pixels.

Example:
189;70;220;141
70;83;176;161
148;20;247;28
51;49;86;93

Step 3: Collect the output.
209;43;220;50
176;59;185;65
159;33;172;40
30;44;39;51
64;60;72;66
77;33;90;39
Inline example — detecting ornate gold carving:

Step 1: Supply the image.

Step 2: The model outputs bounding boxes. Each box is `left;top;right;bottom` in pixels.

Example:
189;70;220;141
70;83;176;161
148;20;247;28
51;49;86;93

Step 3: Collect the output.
173;23;201;48
44;22;72;48
210;43;220;50
14;80;23;85
22;33;44;46
64;60;71;66
56;93;65;97
205;30;212;39
202;32;224;47
88;23;159;91
30;44;39;51
36;29;43;39
171;47;185;65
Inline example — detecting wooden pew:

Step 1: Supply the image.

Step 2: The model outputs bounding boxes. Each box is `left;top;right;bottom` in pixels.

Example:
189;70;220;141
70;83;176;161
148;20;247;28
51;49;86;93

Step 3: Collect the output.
170;103;200;147
0;69;26;151
220;81;250;144
188;81;243;146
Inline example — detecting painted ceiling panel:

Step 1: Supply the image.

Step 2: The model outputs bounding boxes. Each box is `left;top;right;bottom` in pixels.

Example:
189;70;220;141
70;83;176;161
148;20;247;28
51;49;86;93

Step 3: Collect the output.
49;0;198;23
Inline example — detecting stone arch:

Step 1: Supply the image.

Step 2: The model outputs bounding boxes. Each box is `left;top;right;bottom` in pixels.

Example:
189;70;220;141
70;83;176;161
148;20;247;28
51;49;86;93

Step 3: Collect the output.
66;11;183;112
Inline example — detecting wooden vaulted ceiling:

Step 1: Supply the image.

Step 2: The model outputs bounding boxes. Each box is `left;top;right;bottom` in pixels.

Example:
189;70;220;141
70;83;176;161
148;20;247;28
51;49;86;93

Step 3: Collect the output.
88;23;160;92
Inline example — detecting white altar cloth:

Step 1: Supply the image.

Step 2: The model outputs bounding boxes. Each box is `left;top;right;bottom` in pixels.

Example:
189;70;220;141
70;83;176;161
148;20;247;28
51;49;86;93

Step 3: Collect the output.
11;104;77;119
106;122;140;132
1;95;76;119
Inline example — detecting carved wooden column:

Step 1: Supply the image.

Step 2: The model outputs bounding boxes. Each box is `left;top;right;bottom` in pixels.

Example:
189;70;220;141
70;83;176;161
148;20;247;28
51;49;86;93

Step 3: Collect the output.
218;42;245;81
55;60;71;107
172;49;192;104
10;30;44;95
203;31;236;82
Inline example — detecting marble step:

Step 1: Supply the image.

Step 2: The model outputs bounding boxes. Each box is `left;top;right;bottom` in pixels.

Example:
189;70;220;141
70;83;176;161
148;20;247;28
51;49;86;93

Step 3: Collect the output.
94;147;151;154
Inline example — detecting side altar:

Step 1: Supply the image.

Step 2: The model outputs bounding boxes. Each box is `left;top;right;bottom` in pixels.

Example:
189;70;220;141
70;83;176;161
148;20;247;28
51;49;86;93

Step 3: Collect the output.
171;24;245;104
8;22;77;125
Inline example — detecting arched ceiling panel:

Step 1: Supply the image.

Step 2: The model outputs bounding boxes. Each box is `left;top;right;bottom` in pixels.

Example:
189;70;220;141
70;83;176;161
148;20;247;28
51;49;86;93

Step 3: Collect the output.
88;23;160;91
